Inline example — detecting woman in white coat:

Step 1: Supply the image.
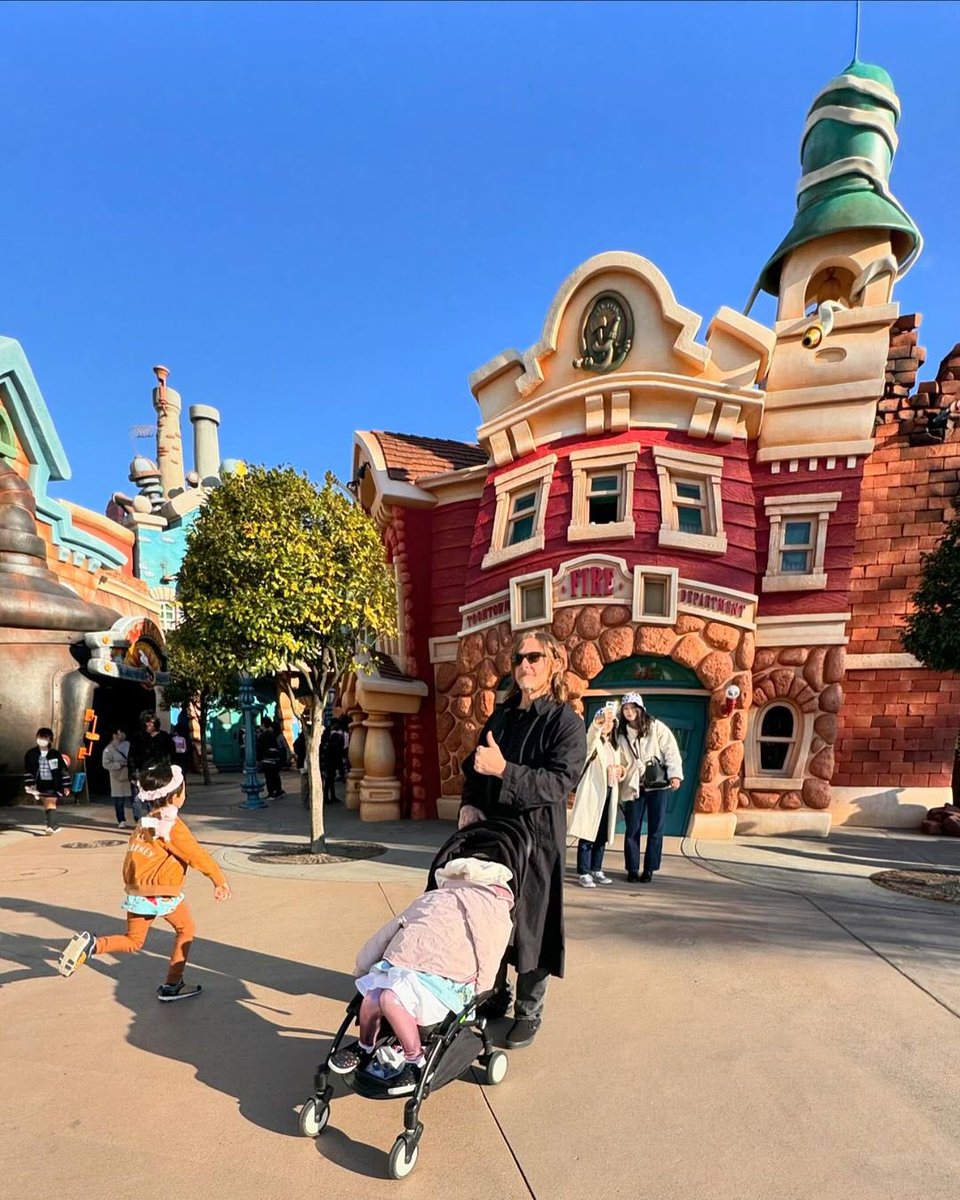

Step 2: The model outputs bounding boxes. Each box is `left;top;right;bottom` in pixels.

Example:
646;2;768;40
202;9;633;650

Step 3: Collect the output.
102;728;141;827
568;704;623;887
616;692;683;883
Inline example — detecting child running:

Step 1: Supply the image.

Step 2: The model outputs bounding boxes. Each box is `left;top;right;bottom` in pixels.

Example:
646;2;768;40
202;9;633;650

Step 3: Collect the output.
57;763;231;1001
329;857;514;1095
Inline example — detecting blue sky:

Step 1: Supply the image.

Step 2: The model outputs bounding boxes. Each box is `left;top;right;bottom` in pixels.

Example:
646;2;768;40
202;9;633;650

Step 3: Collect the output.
4;0;959;513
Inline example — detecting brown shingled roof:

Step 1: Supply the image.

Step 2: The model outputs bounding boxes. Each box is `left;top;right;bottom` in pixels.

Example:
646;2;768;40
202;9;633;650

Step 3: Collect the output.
372;431;488;483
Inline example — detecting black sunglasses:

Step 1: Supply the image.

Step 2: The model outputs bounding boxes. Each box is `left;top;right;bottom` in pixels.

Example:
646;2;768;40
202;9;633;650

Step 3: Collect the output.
513;651;546;666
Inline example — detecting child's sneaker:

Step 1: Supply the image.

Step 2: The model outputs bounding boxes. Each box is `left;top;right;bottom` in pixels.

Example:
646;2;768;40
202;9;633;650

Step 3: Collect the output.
592;871;613;885
328;1042;372;1075
363;1059;422;1096
157;981;202;1002
578;873;597;888
58;931;95;977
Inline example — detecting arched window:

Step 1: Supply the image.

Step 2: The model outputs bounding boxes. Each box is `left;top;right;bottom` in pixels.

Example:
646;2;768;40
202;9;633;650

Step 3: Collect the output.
804;266;856;314
757;704;797;774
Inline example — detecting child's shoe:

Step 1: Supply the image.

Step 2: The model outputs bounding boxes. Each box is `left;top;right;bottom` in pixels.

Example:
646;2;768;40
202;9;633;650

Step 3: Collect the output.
157;980;202;1002
592;871;613;885
578;873;597;888
328;1042;372;1075
364;1059;422;1097
58;931;96;977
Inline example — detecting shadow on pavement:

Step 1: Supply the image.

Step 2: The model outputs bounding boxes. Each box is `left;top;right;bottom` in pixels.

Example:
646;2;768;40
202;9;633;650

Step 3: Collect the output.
747;831;960;871
1;896;356;1137
563;868;960;964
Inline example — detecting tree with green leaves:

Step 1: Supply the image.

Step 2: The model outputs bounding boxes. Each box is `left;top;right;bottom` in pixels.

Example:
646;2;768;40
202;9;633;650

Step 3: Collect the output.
162;622;240;785
902;512;960;672
176;466;396;851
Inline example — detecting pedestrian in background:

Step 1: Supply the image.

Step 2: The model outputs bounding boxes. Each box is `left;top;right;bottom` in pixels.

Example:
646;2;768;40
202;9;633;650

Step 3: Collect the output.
24;727;71;835
567;703;623;887
128;711;176;785
102;727;142;827
617;693;683;884
256;716;287;798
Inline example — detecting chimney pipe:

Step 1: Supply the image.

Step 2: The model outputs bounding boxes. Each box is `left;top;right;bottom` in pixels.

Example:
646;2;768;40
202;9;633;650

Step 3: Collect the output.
189;405;222;483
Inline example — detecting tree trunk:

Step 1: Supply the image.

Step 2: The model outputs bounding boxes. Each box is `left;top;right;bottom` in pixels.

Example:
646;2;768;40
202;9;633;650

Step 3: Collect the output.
199;693;211;787
306;711;326;852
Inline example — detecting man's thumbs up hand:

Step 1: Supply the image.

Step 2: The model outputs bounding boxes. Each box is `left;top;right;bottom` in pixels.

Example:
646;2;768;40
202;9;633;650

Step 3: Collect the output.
474;731;507;779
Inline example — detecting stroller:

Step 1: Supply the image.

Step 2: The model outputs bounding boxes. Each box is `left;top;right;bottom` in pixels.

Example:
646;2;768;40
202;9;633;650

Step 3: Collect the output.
297;817;532;1180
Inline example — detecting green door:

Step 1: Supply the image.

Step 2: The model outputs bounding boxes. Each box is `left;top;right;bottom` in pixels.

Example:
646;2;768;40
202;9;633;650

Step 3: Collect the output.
583;693;707;837
209;708;244;768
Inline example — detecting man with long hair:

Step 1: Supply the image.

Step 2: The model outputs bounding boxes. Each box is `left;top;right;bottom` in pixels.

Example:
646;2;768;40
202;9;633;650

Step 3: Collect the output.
459;629;586;1048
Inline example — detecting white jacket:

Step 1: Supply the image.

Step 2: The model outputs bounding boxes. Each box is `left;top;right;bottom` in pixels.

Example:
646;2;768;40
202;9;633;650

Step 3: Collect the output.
618;719;683;803
567;720;620;843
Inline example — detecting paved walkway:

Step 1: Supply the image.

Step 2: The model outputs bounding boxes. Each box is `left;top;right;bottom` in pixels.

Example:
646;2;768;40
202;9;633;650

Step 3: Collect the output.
1;777;959;1199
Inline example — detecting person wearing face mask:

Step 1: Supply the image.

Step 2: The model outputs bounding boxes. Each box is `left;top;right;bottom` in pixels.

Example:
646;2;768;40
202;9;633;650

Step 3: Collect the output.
458;629;586;1049
616;693;683;884
24;727;72;835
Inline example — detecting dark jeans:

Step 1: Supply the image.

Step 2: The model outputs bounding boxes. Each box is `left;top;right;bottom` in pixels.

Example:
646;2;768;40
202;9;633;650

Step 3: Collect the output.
322;763;340;802
114;787;144;824
490;958;550;1022
261;764;283;797
622;790;668;876
576;789;611;875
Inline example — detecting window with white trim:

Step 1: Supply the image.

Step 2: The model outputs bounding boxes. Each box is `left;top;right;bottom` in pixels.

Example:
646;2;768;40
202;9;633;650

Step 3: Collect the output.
762;492;841;592
506;489;538;546
631;566;678;625
744;699;814;790
482;455;557;570
567;444;638;542
509;568;553;630
652;445;726;554
757;704;797;773
158;600;183;631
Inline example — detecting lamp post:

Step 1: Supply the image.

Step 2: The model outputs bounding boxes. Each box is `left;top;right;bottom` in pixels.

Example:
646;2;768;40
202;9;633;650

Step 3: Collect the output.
238;671;267;810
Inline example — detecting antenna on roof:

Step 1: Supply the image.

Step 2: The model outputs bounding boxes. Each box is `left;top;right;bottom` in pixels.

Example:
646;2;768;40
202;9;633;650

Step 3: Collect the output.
852;0;862;62
129;424;157;449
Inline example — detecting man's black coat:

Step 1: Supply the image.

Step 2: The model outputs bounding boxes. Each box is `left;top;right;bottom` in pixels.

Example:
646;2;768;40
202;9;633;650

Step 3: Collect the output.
460;692;586;978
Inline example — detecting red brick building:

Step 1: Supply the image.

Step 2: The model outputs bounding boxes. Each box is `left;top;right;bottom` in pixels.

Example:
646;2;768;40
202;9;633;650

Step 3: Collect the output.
344;62;959;836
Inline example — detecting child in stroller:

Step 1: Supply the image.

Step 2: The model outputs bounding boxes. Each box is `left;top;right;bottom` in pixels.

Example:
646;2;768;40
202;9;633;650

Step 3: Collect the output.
332;854;514;1092
299;818;530;1179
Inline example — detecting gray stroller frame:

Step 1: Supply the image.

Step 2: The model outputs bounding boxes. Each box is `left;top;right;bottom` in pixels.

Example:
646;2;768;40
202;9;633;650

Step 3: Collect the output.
297;818;531;1180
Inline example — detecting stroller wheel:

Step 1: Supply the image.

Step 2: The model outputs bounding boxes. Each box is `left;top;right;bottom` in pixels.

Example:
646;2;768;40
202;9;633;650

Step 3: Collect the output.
299;1097;330;1138
387;1137;420;1180
484;1050;509;1085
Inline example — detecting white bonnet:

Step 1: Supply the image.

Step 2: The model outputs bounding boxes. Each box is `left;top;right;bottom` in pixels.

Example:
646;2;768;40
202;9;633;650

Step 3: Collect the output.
435;856;513;890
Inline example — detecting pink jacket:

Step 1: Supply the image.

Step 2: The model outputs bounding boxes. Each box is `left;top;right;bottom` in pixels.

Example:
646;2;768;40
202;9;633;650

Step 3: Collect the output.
354;878;513;994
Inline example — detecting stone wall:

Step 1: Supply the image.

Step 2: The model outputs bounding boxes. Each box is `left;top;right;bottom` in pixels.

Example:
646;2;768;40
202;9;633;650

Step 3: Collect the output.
745;645;845;810
433;607;759;816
